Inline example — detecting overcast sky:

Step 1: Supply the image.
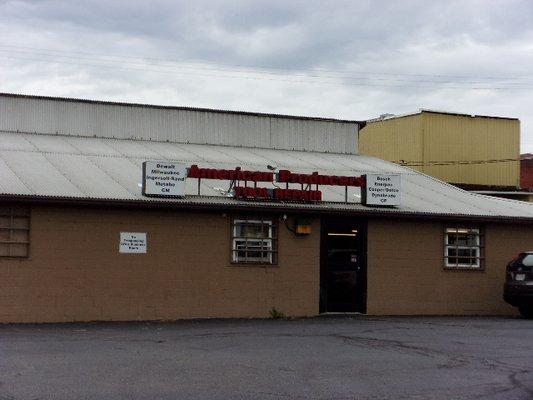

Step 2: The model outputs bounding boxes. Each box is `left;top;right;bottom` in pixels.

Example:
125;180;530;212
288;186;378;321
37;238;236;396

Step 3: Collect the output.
1;0;533;151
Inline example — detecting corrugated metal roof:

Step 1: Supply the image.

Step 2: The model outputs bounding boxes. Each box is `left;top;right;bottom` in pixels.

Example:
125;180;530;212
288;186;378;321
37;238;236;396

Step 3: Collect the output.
367;109;519;122
0;92;362;123
0;93;360;154
1;131;533;219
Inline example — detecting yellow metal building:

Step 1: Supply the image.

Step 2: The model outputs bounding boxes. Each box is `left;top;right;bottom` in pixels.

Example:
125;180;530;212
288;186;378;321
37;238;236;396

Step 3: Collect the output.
359;110;520;188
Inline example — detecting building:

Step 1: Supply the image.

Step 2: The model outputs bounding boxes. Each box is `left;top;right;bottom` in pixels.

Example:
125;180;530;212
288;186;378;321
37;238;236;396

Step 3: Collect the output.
520;153;533;199
359;110;523;197
1;94;533;323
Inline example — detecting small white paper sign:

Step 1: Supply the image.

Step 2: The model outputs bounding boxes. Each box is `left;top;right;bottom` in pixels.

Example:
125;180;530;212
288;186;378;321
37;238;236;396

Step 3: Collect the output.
119;232;147;254
142;161;186;197
362;174;401;206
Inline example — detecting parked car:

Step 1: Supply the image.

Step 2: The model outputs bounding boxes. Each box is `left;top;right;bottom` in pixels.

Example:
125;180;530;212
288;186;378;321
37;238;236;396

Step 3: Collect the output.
504;252;533;318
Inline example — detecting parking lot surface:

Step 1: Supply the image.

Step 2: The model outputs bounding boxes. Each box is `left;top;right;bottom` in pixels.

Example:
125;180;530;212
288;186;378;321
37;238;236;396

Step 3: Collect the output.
0;316;532;400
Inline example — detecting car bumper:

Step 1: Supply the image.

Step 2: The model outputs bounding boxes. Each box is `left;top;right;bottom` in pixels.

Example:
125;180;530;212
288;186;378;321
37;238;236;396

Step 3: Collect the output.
503;283;533;306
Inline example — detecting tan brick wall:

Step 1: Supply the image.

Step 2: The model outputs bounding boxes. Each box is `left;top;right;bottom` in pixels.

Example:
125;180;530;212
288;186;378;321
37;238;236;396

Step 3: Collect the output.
0;205;320;323
4;204;531;322
366;219;533;315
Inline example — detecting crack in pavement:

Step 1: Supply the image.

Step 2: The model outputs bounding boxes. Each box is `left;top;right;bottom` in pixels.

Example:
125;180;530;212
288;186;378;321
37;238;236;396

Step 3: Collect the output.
508;371;533;397
336;334;533;397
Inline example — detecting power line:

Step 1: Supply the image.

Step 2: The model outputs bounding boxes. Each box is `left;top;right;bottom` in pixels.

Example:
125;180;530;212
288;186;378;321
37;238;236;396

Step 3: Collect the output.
0;43;533;80
0;43;530;81
0;44;532;90
397;158;519;167
0;52;531;91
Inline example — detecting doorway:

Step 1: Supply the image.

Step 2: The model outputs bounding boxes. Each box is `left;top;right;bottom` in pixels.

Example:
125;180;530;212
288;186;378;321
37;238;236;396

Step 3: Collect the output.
320;218;367;313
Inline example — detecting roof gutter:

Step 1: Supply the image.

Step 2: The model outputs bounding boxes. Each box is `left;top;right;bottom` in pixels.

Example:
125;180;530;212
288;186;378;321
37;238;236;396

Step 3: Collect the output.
2;194;533;225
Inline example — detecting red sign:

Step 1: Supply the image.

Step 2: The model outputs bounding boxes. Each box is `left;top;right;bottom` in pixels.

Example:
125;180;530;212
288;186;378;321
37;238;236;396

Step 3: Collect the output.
277;170;365;187
234;186;322;201
187;164;362;202
188;165;273;182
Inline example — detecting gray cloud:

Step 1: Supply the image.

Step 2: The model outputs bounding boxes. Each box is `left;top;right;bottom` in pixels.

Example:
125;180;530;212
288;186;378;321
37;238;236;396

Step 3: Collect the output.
1;0;533;149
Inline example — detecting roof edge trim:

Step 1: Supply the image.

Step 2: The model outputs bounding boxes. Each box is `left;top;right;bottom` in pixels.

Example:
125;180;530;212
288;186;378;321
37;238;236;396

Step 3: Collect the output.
366;109;519;123
2;194;533;224
0;92;363;124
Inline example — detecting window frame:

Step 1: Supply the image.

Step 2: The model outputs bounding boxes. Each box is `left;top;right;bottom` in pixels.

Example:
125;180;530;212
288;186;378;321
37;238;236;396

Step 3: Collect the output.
0;205;31;259
443;226;484;270
230;217;278;265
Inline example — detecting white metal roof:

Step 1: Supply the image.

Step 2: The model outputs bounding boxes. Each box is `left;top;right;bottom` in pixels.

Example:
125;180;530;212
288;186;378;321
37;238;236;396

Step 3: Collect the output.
1;130;533;219
0;93;359;154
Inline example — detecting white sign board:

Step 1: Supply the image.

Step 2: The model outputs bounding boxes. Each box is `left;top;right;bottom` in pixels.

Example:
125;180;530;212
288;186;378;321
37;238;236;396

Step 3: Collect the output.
362;174;401;206
119;232;147;254
142;161;186;197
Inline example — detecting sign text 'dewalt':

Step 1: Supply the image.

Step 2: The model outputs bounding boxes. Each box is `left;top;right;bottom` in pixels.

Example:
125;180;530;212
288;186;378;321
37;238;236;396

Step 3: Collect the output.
142;161;186;197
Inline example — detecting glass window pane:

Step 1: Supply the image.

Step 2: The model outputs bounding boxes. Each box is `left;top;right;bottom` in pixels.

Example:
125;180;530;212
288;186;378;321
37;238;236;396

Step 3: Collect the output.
10;244;28;257
12;217;29;229
0;243;9;256
0;217;10;229
232;219;274;263
242;224;264;238
445;227;481;268
11;230;29;242
0;206;30;258
0;230;10;241
522;255;533;266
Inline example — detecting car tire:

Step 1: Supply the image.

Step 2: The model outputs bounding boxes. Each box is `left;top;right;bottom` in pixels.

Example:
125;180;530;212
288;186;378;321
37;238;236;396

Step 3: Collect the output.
518;306;533;319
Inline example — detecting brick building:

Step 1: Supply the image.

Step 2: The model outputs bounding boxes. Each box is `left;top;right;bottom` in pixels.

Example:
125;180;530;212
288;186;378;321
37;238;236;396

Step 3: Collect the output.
2;93;533;323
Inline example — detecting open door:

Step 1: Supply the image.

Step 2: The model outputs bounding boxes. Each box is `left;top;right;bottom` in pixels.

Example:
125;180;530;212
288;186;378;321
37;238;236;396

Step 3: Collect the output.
320;218;367;313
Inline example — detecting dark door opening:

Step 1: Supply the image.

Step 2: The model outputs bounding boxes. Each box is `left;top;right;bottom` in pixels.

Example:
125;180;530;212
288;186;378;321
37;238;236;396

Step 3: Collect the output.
320;218;367;313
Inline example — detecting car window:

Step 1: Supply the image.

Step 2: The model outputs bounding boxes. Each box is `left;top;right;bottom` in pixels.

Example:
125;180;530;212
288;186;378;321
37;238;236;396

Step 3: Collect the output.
522;254;533;266
509;254;525;267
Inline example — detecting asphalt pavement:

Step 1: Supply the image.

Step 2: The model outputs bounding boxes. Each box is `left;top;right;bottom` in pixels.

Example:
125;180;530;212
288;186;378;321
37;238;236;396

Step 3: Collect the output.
0;316;532;399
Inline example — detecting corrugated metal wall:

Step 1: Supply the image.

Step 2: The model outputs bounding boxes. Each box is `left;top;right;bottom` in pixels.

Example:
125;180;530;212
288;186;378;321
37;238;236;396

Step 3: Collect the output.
0;95;359;154
422;112;519;187
359;112;520;187
359;114;423;167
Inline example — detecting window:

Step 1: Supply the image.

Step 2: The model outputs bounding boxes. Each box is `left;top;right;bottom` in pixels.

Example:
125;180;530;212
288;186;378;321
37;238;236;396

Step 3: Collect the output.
0;205;30;258
521;254;533;267
231;217;277;264
444;227;483;269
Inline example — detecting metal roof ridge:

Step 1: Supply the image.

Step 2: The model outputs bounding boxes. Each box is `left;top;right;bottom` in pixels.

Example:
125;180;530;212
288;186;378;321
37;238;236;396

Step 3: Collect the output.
366;108;519;122
0;92;364;124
